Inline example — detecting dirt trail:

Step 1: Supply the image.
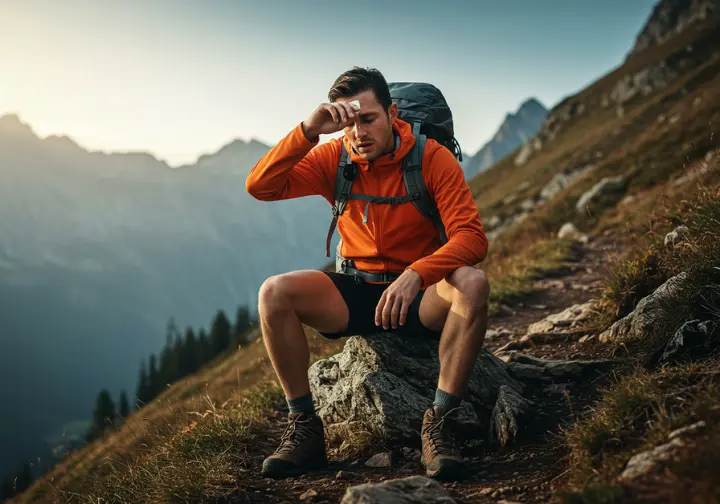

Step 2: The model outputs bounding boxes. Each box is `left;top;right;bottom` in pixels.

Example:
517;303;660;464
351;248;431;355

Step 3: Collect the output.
237;236;625;503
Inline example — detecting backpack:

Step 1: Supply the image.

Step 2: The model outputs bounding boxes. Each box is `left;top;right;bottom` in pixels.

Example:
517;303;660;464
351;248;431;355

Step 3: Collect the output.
324;82;463;266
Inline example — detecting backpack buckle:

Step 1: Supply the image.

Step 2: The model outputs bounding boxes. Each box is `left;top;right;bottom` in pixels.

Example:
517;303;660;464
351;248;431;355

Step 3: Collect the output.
412;192;422;200
343;163;355;179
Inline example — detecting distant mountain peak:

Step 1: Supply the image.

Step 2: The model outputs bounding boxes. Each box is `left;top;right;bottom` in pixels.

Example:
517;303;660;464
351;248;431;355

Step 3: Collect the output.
0;113;37;139
462;98;548;179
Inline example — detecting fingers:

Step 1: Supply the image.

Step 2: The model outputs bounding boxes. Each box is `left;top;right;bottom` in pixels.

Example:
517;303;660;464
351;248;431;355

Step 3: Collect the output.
375;291;386;327
325;102;357;125
398;299;409;327
390;297;403;329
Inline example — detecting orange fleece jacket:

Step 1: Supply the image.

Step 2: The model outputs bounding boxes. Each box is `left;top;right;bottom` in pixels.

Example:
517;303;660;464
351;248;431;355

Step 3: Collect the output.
246;118;488;288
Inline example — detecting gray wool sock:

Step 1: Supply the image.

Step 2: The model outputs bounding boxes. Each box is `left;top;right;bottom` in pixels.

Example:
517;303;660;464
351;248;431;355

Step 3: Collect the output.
287;393;315;415
433;388;462;411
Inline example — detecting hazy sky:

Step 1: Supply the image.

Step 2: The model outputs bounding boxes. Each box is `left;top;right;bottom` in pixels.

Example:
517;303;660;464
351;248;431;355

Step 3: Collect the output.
0;0;657;167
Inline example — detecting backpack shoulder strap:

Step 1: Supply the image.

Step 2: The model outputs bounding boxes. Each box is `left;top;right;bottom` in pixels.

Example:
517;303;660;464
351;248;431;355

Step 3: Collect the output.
403;122;448;244
326;145;356;257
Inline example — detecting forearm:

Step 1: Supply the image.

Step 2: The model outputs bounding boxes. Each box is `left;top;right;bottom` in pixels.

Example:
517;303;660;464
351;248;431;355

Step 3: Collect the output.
245;122;323;201
408;229;488;288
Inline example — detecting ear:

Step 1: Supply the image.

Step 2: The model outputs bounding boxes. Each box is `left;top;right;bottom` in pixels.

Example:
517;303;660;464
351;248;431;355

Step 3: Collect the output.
388;103;398;121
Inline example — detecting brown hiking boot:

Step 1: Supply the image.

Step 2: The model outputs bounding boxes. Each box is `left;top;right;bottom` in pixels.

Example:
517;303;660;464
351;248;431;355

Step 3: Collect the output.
421;406;466;480
261;412;327;478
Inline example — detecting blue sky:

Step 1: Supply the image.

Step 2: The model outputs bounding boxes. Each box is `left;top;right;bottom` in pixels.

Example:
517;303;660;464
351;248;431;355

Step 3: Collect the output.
0;0;658;166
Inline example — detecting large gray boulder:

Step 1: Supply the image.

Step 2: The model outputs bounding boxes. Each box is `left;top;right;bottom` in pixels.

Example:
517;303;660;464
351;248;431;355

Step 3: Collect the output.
308;334;528;448
599;272;690;344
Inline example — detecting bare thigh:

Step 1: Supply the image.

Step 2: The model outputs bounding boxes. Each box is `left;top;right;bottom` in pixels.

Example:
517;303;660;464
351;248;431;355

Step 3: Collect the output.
265;270;350;334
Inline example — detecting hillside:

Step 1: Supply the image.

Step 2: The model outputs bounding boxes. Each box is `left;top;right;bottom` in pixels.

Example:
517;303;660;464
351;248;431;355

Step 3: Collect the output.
7;2;720;502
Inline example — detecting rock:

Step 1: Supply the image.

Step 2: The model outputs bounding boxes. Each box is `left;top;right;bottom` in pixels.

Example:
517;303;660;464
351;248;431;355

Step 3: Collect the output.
619;194;637;206
669;420;706;440
341;476;457;504
337;471;358;481
576;176;626;213
660;319;720;363
487;215;503;230
599;272;690;344
619;438;685;481
300;488;320;501
485;327;514;340
489;385;533;447
526;301;598;334
365;452;393;468
519;198;536;212
514;141;534;167
664;225;690;247
309;334;527;447
558;222;589;243
540;165;595;201
506;353;618;382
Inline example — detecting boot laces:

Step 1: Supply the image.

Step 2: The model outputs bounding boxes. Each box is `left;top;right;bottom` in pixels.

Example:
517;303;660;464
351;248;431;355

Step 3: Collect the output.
427;407;461;456
275;415;316;455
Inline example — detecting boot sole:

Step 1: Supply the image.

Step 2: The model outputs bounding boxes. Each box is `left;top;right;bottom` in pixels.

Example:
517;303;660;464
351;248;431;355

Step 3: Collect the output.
421;455;465;481
261;456;328;479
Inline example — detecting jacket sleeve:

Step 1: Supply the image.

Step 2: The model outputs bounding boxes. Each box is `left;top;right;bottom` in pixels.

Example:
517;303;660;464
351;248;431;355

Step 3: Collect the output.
245;122;336;203
406;145;489;287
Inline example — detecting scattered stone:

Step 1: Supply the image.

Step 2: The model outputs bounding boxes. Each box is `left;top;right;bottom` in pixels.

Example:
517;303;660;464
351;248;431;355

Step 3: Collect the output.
520;198;536;212
669;420;706;440
558;222;589;243
300;488;320;501
485;327;514;340
341;476;457;504
664;225;690;248
487;215;503;229
540;165;595;201
530;304;547;310
527;301;598;334
576;176;626;213
337;471;358;481
578;334;595;343
365;452;393;468
619;438;685;481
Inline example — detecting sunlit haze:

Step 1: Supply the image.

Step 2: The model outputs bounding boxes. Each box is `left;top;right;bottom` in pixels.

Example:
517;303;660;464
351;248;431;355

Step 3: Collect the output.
0;0;656;166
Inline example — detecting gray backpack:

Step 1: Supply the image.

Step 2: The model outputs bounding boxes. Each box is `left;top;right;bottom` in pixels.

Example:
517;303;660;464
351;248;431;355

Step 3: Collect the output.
325;82;463;264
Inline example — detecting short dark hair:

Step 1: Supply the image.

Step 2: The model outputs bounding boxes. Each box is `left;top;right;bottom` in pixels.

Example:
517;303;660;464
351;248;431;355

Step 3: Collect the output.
328;67;393;112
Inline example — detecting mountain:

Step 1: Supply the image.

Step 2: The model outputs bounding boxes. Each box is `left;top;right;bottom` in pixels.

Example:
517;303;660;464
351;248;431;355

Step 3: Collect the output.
0;114;340;479
627;0;719;58
461;98;548;180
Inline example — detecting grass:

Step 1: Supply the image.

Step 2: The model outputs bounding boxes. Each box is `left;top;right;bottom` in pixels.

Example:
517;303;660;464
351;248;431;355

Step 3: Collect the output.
559;360;720;504
483;237;579;315
76;381;285;504
557;173;720;502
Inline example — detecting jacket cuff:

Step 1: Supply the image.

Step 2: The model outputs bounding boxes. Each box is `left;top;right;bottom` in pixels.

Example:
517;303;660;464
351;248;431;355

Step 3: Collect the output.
295;122;320;146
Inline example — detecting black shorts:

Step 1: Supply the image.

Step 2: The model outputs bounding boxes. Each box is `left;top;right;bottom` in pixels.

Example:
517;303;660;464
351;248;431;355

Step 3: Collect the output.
319;271;442;340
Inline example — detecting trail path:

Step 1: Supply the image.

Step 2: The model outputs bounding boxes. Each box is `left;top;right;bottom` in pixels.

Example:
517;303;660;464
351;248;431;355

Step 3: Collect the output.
234;235;626;503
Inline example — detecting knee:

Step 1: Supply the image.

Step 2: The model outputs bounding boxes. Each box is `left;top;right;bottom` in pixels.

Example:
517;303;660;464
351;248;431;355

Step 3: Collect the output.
450;267;490;309
258;274;290;314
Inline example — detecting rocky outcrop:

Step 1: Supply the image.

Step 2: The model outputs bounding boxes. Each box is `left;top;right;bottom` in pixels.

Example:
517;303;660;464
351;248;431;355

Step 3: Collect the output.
308;334;526;448
576;176;626;213
599;272;690;344
540;165;596;201
341;476;457;504
558;223;589;244
627;0;719;59
310;332;620;450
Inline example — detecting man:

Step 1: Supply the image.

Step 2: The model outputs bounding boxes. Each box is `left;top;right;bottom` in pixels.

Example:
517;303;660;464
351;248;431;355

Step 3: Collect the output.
245;67;490;481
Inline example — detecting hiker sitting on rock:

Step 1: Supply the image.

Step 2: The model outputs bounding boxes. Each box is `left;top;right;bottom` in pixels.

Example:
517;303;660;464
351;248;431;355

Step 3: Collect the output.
246;66;490;481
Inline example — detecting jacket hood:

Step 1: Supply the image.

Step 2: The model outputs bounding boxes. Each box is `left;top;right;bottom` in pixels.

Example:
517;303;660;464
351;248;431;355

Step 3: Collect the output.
341;118;417;170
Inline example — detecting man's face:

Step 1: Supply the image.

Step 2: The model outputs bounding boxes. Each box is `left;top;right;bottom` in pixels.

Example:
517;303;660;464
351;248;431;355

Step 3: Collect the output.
337;89;397;162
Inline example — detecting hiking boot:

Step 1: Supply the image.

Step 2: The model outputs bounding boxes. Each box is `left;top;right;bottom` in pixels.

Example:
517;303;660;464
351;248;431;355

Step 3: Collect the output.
261;412;327;478
420;406;466;480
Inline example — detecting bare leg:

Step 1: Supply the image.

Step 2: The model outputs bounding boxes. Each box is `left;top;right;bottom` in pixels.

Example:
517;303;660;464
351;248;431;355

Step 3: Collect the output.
419;267;491;396
258;271;349;399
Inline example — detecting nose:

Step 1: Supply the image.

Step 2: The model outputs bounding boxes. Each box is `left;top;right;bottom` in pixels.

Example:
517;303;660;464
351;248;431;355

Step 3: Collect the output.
353;121;367;139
